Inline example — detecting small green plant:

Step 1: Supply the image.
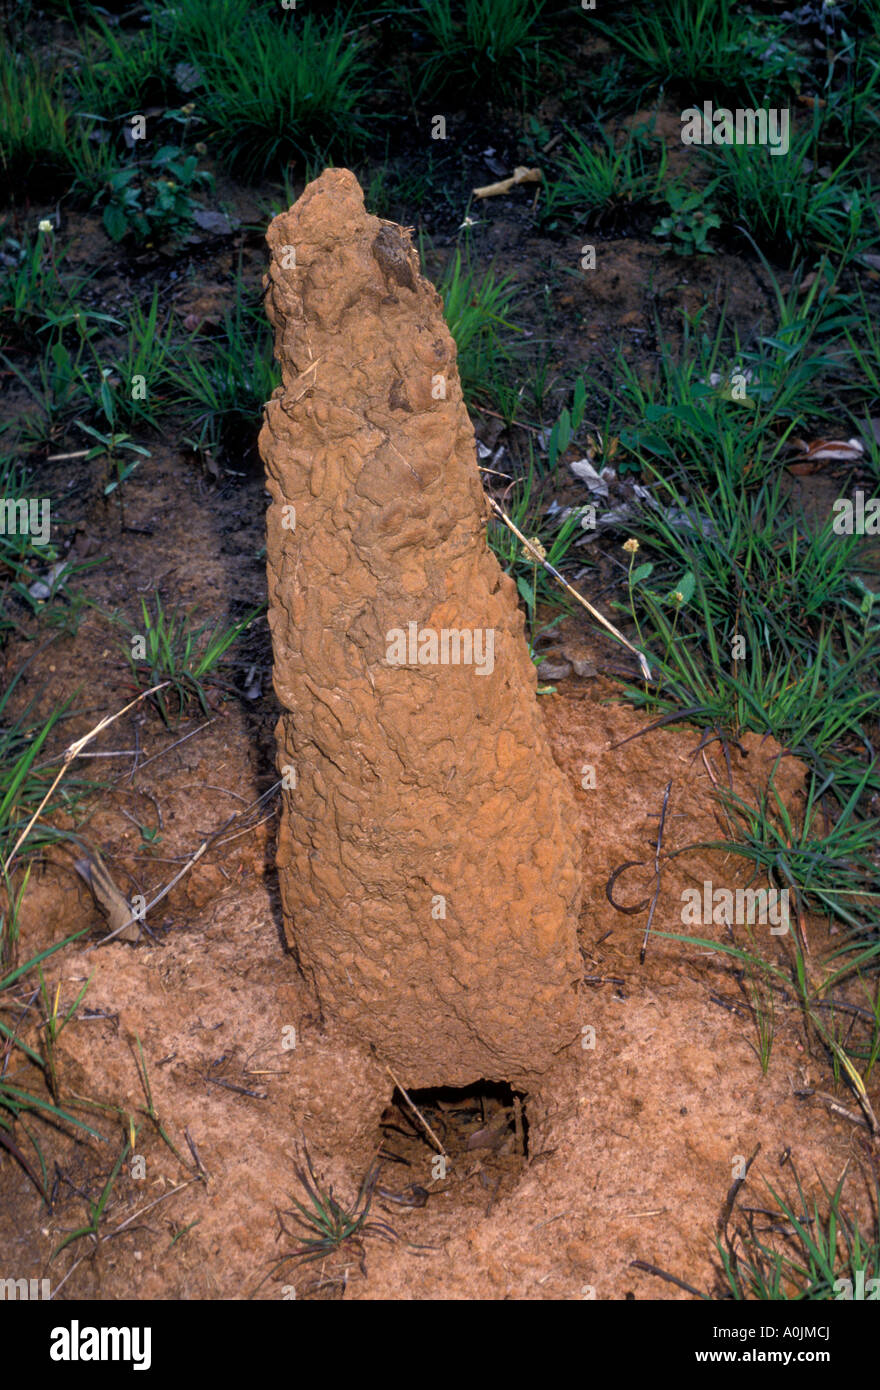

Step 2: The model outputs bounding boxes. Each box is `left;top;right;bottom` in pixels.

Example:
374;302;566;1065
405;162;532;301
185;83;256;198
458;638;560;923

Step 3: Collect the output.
118;595;261;725
546;376;587;473
4;282;142;444
265;1140;399;1285
37;965;93;1104
740;924;776;1075
718;1164;880;1300
96;144;213;245
543;122;667;225
0;52;71;193
438;247;520;408
104;289;178;430
652;183;722;255
52;1138;131;1259
0;221;83;346
414;0;550;98
75;418;151;528
201;12;369;178
173;296;279;463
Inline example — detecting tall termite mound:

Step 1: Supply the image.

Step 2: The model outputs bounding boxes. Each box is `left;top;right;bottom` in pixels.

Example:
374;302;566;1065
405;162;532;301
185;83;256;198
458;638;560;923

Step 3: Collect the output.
260;169;583;1089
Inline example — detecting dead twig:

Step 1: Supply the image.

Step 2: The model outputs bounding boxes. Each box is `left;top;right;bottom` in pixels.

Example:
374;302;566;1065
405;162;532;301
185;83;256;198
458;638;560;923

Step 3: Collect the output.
640;780;672;965
2;684;170;880
86;783;281;948
630;1259;707;1299
718;1142;762;1235
485;494;652;680
385;1065;447;1157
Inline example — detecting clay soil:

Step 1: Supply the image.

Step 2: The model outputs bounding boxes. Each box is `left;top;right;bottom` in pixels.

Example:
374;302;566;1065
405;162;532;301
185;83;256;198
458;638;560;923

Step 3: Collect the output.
1;424;876;1299
2;11;879;1303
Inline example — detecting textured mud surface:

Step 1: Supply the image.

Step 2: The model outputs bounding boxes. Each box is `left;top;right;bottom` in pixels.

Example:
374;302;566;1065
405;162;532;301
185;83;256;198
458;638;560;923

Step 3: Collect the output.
260;170;582;1090
2;152;876;1304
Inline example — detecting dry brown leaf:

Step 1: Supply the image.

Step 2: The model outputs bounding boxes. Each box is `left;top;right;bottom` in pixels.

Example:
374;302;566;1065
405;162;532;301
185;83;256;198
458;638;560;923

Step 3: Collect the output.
787;436;865;473
75;849;141;943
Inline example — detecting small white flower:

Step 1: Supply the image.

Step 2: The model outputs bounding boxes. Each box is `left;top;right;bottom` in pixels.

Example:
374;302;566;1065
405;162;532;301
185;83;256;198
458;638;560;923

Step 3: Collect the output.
38;219;54;233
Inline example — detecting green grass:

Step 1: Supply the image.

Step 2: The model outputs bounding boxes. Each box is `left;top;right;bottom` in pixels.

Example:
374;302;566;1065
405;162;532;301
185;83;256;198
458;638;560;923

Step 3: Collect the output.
636;1161;880;1299
487;464;587;656
614;465;880;781
0;52;72;194
3;295;139;448
255;1139;399;1292
710;769;880;939
70;13;178;118
595;240;862;462
438;246;520;409
148;0;255;61
0;694;70;869
706;116;875;264
0;222;82;349
718;1164;880;1300
843;284;880;471
87;290;179;433
200;12;370;178
570;265;880;1074
0;924;100;1202
116;594;262;726
542;120;667;226
593;0;784;100
172;295;280;462
0;452;103;637
414;0;551;98
0;651;99;1201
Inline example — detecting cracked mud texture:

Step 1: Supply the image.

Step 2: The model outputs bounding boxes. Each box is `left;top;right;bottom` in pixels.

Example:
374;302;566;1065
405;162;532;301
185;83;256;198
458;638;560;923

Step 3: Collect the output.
260;168;583;1089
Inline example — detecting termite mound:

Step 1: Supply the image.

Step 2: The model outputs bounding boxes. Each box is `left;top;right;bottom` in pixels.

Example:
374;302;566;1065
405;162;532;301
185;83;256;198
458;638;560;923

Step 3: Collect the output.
260;168;583;1093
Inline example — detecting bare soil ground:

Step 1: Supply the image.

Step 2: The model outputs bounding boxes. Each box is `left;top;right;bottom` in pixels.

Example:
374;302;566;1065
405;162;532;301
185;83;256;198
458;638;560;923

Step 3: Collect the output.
1;422;874;1298
3;59;879;1291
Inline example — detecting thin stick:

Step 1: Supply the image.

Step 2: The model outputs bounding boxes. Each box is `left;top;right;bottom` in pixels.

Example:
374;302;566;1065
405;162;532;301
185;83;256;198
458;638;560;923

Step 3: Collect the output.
50;1179;197;1298
640;780;672;965
113;719;216;781
57;750;139;759
87;841;209;948
485;495;652;681
385;1065;447;1156
88;784;281;948
473;410;542;436
718;1142;762;1233
2;683;170;879
630;1259;706;1298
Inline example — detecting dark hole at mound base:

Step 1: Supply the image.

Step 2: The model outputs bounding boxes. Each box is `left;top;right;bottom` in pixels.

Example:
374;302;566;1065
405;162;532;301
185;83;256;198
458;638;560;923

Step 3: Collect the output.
375;1081;529;1216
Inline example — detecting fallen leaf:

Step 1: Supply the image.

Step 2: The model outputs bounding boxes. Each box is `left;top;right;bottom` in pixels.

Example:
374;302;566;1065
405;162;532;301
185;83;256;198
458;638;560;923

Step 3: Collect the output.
191;209;237;237
75;849;141;943
787;437;865;474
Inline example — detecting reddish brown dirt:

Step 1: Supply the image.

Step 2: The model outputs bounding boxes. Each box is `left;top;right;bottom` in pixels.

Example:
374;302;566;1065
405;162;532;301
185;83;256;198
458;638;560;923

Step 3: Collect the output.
1;500;875;1298
2;174;877;1303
